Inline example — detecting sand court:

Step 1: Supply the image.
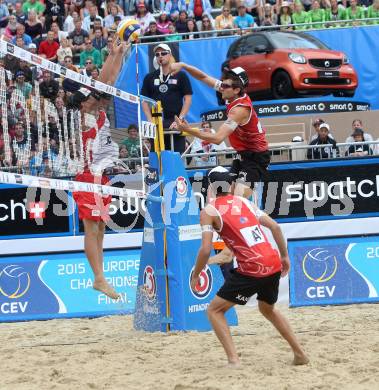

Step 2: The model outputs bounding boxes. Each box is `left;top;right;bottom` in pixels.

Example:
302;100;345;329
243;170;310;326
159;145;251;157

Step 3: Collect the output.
1;303;379;390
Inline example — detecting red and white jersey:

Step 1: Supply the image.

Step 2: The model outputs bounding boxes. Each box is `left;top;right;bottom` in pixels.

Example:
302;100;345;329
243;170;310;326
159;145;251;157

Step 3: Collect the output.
226;94;268;152
209;194;282;277
82;110;118;174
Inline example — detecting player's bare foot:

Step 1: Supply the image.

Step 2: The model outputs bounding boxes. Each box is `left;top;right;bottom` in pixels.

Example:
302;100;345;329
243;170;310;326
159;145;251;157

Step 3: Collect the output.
293;354;309;365
208;248;233;265
227;359;241;367
93;279;120;300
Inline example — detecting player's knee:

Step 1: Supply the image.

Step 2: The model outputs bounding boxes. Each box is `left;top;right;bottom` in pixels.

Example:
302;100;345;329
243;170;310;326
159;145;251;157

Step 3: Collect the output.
258;300;275;318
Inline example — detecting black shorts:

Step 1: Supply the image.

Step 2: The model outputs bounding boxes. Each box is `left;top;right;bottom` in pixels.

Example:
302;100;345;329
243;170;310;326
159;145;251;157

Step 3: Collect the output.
217;271;281;305
230;150;270;188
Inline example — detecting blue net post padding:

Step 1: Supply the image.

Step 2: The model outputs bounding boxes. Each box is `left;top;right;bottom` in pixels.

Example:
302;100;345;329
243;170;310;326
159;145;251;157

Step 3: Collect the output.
134;150;238;332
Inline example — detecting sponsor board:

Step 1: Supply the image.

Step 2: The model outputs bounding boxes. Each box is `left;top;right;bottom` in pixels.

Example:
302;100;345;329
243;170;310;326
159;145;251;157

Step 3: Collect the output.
201;100;370;121
178;224;202;241
289;234;379;307
0;185;72;238
0;249;140;321
262;159;379;221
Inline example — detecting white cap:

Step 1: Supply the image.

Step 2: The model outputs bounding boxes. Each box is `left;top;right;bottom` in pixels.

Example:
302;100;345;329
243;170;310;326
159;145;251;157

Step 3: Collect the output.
292;136;303;142
28;43;37;49
153;43;171;53
319;123;330;131
208;166;236;184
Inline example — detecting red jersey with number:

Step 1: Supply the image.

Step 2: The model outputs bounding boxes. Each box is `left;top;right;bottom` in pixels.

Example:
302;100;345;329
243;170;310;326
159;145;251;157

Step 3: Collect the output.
226;94;268;152
209;195;282;277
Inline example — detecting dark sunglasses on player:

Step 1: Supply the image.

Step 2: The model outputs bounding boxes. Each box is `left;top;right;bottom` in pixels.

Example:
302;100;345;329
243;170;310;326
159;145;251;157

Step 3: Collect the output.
155;51;170;57
220;82;237;89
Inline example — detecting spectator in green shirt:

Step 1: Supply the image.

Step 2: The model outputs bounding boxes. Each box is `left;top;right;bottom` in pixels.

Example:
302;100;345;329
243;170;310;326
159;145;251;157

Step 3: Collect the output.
325;0;346;28
367;0;379;25
22;0;45;18
101;37;113;64
14;70;32;99
292;1;310;30
345;0;365;25
79;38;102;68
307;0;326;29
121;124;141;158
165;23;182;42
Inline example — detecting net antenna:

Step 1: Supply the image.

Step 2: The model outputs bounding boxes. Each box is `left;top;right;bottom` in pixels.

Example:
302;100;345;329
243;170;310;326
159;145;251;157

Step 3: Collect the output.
0;68;12;165
0;39;157;200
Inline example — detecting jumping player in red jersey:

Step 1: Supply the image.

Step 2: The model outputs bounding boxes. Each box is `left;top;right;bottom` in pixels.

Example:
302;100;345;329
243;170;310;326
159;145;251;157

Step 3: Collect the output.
70;39;129;300
170;62;270;198
191;166;309;366
170;62;270;265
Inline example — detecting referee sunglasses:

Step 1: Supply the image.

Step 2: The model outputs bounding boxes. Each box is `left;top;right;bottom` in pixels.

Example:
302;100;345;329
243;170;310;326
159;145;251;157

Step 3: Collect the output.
154;51;170;57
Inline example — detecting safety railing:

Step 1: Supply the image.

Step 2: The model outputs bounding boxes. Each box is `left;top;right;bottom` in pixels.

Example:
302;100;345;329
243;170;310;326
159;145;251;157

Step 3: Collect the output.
182;140;379;168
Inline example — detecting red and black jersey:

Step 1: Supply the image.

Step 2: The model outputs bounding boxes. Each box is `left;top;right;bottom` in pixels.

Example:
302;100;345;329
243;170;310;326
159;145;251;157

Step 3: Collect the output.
209;194;282;277
226;94;268;152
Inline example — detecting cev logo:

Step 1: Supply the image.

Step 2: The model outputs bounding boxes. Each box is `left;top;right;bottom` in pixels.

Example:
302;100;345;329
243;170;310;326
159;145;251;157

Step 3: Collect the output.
302;248;338;283
0;265;31;299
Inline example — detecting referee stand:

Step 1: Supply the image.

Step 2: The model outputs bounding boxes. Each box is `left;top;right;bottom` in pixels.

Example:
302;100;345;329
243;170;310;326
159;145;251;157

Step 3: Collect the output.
133;102;238;332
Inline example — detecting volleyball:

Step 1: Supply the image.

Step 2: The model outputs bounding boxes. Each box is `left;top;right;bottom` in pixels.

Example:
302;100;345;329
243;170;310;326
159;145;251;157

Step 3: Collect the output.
117;19;141;43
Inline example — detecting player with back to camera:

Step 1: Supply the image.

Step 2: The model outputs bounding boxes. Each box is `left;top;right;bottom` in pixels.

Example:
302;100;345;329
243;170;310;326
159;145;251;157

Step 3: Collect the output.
71;38;129;300
192;166;309;366
170;62;270;265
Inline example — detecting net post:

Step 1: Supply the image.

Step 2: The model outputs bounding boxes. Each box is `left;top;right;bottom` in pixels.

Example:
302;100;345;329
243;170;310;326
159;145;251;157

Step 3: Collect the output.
152;101;165;153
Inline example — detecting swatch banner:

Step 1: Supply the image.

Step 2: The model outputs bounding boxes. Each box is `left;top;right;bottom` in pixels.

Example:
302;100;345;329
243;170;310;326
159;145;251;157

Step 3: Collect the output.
0;249;140;322
0;184;72;239
288;234;379;307
116;26;379;127
262;158;379;222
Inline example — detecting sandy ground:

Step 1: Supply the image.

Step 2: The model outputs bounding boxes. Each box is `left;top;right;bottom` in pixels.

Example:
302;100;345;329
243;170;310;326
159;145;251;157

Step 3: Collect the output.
1;304;379;390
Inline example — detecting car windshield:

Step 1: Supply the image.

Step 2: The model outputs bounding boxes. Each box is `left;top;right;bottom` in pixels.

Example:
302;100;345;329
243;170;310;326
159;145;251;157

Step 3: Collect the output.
270;32;329;50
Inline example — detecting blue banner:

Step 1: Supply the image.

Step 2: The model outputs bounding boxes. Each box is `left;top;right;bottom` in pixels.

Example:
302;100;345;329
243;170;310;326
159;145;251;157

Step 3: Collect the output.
115;26;379;127
134;152;168;332
161;151;238;331
288;234;379;307
0;249;140;322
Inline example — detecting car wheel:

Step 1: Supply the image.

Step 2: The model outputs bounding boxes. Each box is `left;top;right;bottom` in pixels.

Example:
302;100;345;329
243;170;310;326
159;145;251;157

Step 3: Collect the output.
332;90;355;98
272;71;295;99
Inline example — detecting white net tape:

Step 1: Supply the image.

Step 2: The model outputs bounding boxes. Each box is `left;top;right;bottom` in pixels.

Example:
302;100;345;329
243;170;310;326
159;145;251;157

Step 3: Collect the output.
0;40;155;199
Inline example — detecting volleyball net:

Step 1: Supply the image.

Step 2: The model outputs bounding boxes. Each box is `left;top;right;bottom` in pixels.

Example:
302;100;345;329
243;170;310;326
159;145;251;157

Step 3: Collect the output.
0;40;158;199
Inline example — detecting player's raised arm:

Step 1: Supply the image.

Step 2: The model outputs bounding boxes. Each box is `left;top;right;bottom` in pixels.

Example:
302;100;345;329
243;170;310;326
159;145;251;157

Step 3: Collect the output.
170;62;221;90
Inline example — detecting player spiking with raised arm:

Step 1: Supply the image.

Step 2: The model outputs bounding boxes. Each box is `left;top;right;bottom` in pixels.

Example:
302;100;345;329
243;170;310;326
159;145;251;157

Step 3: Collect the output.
71;40;129;300
192;167;309;366
170;63;271;265
170;62;270;198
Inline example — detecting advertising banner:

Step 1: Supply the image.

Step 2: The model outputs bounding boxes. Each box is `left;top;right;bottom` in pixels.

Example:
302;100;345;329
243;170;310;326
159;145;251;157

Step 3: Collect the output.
0;184;72;239
0;249;140;322
201;99;370;121
261;158;379;222
288;234;379;307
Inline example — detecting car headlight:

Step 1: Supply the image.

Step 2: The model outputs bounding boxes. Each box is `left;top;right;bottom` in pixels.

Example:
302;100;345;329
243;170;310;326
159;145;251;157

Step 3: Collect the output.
289;53;307;64
343;55;349;64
